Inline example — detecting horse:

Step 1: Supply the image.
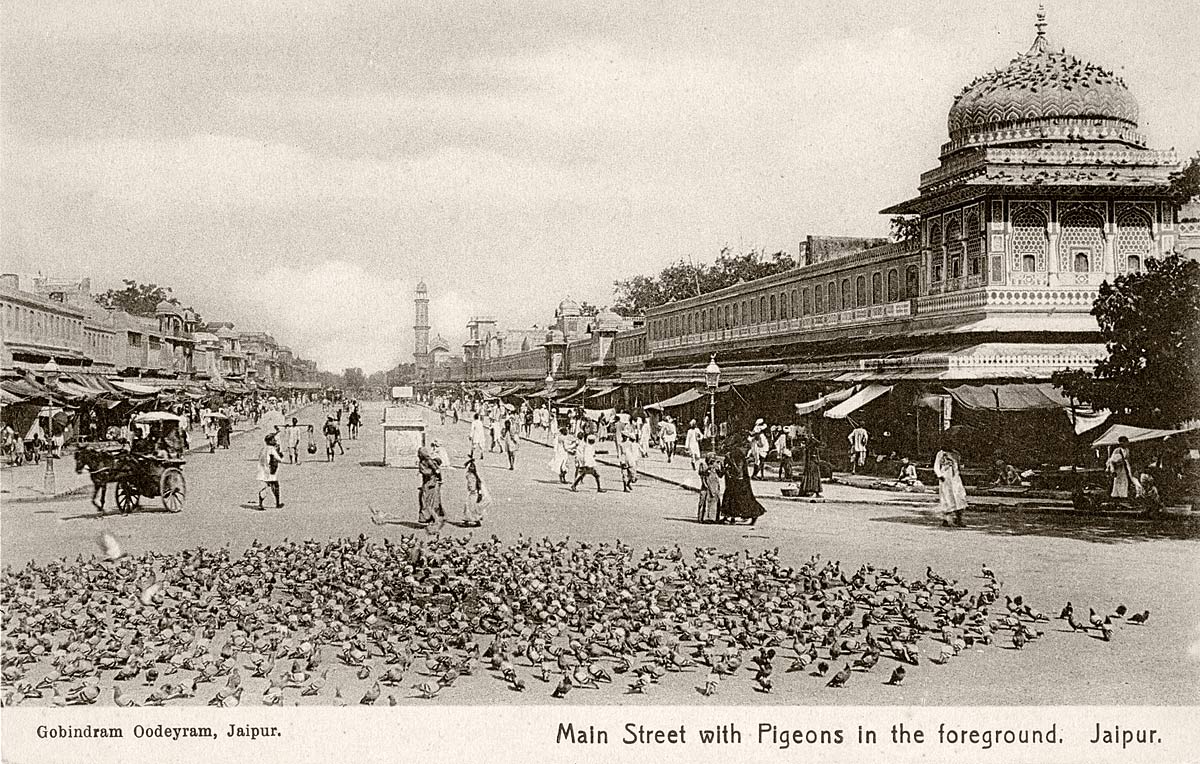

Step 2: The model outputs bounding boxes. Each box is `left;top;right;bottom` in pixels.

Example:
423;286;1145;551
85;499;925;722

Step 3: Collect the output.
74;446;124;512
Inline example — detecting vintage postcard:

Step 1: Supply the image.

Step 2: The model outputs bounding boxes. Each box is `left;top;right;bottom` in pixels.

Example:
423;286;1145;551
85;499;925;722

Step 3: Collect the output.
2;1;1198;762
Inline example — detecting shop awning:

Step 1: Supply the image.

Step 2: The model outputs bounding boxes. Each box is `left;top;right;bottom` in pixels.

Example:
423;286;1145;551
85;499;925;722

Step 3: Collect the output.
1091;422;1200;448
645;387;706;411
556;386;594;404
0;387;25;405
794;387;854;416
587;385;622;399
945;382;1072;411
113;380;160;396
824;384;892;419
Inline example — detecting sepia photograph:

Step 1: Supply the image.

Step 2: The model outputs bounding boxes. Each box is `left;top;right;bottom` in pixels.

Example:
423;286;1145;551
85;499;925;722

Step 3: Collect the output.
1;1;1198;762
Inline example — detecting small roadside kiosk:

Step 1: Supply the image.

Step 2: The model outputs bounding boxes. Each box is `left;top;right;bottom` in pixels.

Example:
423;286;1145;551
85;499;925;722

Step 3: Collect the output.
382;386;425;467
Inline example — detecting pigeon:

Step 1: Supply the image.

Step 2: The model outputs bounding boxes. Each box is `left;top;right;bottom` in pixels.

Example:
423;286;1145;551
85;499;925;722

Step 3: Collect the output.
359;681;381;705
886;666;906;686
551;674;572;699
139;581;163;607
413;681;441;699
814;661;830;676
1088;608;1104;630
113;686;137;707
97;532;126;561
1127;610;1150;625
826;664;852;688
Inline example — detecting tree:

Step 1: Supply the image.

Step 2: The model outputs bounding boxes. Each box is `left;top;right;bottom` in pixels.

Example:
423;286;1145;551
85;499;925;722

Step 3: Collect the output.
890;216;921;246
342;368;366;390
1052;253;1200;428
1166;152;1200;213
612;247;797;315
95;280;179;317
577;301;601;318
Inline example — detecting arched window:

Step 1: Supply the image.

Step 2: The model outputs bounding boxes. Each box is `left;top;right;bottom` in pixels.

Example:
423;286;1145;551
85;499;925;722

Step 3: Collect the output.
769;294;777;321
1011;207;1047;273
1059;208;1103;273
842;279;852;309
827;282;836;311
1073;252;1090;272
724;305;730;328
814;286;823;313
802;288;811;315
905;265;920;298
750;299;757;323
1128;255;1142;273
1117;210;1153;272
887;269;899;302
759;296;767;322
871;272;883;304
855;275;866;306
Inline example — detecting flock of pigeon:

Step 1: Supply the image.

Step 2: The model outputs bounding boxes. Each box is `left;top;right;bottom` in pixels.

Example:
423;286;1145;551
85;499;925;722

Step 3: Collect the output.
0;532;1149;706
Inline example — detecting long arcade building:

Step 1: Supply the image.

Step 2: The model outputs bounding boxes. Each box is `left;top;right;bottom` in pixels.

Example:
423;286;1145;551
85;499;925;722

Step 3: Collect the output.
444;14;1199;466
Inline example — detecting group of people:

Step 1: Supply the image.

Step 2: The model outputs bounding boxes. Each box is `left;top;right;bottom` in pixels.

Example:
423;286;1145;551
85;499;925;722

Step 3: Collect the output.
416;438;491;532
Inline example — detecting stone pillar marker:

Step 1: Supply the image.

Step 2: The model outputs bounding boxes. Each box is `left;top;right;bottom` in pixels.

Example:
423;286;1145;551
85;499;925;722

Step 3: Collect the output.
382;398;425;467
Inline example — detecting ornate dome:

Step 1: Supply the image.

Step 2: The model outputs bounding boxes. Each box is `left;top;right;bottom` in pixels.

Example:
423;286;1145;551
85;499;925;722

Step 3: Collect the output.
557;297;581;317
415;281;428;294
155;300;180;315
946;13;1140;151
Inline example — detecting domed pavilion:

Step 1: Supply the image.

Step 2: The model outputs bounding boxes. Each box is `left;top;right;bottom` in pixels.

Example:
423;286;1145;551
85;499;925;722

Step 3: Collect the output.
883;9;1184;290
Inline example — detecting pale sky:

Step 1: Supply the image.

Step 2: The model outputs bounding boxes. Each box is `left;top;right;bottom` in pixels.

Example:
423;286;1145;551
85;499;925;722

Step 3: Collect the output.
4;0;1199;373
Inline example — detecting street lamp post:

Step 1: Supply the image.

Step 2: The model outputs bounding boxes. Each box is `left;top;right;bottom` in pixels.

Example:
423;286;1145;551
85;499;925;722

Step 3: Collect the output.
43;358;61;495
704;354;720;447
545;373;555;443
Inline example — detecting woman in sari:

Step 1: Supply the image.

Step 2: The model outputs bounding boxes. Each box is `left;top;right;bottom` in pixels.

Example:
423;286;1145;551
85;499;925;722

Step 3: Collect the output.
799;427;824;497
720;440;765;525
550;426;574;484
933;446;968;527
417;443;445;532
462;456;490;527
1106;436;1134;501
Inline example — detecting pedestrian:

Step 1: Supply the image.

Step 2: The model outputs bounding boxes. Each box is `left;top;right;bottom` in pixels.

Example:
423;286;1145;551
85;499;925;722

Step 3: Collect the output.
203;416;219;454
619;426;640;492
322;416;339;462
933;445;968;527
720;440;765;525
287;417;302;464
697;452;723;523
685;419;703;471
799;428;823;497
848;421;869;475
490;415;504;453
417;442;446;532
748;419;769;479
502;416;520;470
550;426;574;483
774;427;793;481
469;413;487;462
255;433;284;510
217;416;232;449
348;406;361;440
462;456;490;527
1106;435;1136;502
659;416;677;463
570;434;603;492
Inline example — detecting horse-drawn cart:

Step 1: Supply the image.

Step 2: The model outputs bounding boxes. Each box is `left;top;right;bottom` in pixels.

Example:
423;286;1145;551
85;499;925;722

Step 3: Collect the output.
74;410;189;513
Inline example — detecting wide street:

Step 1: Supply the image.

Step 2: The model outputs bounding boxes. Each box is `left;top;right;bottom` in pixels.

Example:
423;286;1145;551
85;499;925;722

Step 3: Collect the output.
2;400;1198;706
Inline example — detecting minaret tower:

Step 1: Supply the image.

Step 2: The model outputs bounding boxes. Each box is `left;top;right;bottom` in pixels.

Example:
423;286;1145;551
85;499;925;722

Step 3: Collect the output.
414;281;430;380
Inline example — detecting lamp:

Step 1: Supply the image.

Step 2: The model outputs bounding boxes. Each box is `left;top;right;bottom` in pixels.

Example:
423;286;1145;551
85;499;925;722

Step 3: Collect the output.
704;354;720;442
43;357;61;385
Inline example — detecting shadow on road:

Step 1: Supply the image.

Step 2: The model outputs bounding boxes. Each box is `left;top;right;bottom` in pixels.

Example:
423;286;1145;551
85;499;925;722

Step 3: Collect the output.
870;510;1200;544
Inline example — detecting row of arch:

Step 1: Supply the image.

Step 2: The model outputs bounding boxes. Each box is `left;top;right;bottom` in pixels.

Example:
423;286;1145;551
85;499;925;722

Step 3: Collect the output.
649;264;921;341
1009;206;1153;273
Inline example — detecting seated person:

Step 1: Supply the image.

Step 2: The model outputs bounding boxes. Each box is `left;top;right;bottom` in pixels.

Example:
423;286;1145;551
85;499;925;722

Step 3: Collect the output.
1138;473;1162;510
896;458;924;489
990;458;1022;486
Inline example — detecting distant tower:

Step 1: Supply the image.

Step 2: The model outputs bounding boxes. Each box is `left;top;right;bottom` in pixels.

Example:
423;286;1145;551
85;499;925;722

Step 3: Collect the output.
414;281;431;381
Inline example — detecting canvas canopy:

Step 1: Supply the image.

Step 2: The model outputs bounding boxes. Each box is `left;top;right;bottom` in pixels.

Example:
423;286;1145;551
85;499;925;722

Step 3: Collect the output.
824;384;892;419
945;383;1072;411
644;388;705;411
1090;422;1200;448
795;387;854;416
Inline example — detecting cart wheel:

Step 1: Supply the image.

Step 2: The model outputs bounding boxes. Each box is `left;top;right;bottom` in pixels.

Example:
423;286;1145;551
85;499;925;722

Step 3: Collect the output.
115;481;140;514
160;468;186;512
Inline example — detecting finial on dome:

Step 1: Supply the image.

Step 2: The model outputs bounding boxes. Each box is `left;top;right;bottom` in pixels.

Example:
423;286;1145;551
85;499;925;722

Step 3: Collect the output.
1029;5;1049;54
